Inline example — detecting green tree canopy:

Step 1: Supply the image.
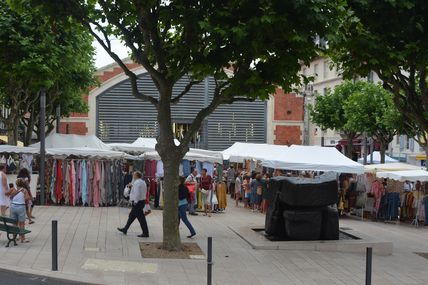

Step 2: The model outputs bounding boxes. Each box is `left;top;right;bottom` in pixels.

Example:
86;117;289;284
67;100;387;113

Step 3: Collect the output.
343;82;403;162
24;0;345;250
328;0;428;156
310;80;360;158
0;0;95;145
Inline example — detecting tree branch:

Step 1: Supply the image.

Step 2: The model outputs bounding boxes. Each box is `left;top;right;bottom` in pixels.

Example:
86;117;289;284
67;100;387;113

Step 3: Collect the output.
170;80;202;104
83;21;158;106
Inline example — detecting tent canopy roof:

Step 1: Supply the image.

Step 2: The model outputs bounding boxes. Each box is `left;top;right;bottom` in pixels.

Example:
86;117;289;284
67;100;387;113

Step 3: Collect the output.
0;145;39;154
222;142;289;162
263;145;364;174
376;170;428;182
357;151;397;164
30;133;111;150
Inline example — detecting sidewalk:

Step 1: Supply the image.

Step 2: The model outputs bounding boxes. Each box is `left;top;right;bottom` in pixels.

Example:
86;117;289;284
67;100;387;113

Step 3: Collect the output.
0;200;427;285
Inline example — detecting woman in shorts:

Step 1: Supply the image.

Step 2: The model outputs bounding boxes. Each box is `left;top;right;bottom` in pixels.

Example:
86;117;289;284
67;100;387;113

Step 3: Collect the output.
9;178;31;242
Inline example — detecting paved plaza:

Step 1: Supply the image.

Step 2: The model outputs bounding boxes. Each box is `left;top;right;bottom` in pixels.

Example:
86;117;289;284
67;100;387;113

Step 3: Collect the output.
0;200;427;285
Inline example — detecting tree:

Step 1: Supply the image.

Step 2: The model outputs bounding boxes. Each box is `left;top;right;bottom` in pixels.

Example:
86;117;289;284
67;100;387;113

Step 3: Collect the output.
328;0;428;158
0;1;95;145
25;0;344;250
310;81;360;158
343;82;403;163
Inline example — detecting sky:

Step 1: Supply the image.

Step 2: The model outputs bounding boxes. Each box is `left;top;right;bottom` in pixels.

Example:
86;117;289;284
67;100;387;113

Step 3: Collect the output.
93;38;129;68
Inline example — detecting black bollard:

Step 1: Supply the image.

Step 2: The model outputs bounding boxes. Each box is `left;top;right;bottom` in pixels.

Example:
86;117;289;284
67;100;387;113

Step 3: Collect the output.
207;237;213;285
52;220;58;271
365;247;372;285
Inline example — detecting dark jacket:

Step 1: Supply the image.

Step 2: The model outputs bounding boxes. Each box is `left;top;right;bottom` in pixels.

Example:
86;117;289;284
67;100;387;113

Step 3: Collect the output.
178;184;189;200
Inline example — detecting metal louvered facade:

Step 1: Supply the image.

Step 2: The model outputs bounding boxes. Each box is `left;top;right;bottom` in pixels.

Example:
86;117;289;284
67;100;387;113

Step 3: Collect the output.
96;72;266;150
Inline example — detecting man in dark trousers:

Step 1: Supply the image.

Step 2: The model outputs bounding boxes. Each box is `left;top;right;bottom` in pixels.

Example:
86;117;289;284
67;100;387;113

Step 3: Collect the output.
118;171;149;237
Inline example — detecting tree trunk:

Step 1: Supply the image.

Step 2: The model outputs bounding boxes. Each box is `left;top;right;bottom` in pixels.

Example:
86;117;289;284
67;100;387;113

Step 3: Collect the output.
161;156;181;250
379;142;386;164
156;86;183;251
7;115;19;145
346;135;353;159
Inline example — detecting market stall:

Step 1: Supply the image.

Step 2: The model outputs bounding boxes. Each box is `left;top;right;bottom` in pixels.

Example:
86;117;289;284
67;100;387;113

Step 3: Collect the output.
28;133;134;207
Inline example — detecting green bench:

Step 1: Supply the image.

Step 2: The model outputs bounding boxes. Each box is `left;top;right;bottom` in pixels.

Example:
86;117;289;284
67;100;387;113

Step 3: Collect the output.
0;216;31;247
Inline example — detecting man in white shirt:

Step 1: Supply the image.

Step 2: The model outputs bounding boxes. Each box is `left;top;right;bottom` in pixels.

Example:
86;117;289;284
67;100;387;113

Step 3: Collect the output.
185;169;198;215
118;171;149;237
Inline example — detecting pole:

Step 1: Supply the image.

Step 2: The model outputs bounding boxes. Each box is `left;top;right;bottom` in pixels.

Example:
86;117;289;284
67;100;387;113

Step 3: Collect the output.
370;138;374;164
52;220;58;271
365;247;372;285
55;105;60;133
39;89;46;205
207;237;213;285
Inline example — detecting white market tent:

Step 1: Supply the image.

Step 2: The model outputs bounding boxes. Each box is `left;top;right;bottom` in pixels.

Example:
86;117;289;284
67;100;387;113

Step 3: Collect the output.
376;170;428;182
30;133;133;159
0;145;39;154
143;150;222;163
364;162;421;173
263;145;364;174
222;142;289;162
357;151;398;164
111;137;223;162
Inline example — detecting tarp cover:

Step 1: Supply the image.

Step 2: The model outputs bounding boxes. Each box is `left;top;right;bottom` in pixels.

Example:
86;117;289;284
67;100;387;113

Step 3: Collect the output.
358;151;398;164
263;145;364;174
376;170;428;182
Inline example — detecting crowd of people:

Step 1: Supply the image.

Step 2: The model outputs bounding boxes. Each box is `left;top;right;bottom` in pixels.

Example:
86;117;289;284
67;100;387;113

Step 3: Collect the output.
0;164;35;243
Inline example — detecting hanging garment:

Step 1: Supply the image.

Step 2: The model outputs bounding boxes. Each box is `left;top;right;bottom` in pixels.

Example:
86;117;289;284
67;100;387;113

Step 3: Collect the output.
195;161;202;175
70;160;76;206
87;161;93;206
107;162;113;205
93;161;101;207
81;160;88;206
371;180;384;212
21;154;33;172
156;161;164;178
50;160;57;203
62;160;67;203
100;162;106;206
55;160;64;203
64;162;70;205
6;156;17;173
202;162;214;177
217;182;227;210
182;160;191;177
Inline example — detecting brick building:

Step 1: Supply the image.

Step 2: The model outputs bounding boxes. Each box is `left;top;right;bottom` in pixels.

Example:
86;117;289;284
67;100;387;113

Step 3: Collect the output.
61;59;304;149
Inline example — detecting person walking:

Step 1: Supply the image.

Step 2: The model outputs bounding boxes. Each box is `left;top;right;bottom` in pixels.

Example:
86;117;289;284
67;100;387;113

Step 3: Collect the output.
178;177;196;238
226;165;236;197
0;164;9;216
117;171;149;237
185;169;198;216
234;173;242;207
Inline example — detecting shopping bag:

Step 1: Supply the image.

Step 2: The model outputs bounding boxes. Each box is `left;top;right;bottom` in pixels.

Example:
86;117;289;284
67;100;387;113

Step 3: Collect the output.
123;186;130;199
211;193;218;205
143;203;152;216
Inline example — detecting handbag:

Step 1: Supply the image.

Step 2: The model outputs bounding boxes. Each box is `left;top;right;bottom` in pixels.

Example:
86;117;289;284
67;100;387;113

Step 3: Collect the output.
200;188;208;195
143;203;151;216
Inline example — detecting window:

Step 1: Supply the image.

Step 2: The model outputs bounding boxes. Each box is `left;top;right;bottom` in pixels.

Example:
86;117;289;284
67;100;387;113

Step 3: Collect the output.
302;67;307;77
172;122;201;145
405;135;410;149
396;135;399;144
314;64;319;79
323;88;328;96
323;60;329;79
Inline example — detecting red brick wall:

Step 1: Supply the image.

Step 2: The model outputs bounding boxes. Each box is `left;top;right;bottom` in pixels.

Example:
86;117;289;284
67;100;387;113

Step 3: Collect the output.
274;88;304;121
274;125;302;145
59;122;88;135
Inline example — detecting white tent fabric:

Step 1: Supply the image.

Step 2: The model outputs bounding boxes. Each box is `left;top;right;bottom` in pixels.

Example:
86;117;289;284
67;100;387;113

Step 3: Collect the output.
30;134;134;159
31;133;111;150
358;151;397;164
263;145;364;174
143;150;222;163
376;170;428;182
364;162;421;173
222;142;289;162
109;137;180;153
0;145;39;154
